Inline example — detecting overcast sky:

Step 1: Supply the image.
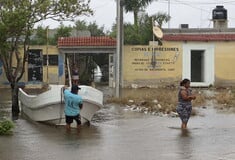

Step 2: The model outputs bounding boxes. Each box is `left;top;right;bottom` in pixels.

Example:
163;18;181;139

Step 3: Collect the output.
40;0;235;30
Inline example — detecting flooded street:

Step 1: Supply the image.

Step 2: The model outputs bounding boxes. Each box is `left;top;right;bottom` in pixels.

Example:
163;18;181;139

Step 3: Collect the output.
1;89;235;160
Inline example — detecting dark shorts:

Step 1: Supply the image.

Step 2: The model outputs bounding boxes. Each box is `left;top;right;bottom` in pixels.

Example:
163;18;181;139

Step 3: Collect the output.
65;114;81;125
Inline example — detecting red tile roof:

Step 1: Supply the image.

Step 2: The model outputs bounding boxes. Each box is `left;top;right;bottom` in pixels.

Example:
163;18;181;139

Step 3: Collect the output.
57;36;116;47
163;34;235;41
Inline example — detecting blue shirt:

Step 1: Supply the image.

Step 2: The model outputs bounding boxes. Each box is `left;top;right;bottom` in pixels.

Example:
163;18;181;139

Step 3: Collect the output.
64;89;83;116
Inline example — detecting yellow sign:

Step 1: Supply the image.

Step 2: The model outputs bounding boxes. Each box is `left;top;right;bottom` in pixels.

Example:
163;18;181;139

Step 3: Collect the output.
123;44;182;82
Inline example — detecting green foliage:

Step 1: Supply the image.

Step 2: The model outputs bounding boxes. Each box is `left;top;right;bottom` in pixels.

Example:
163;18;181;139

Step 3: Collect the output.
30;20;107;45
78;55;96;85
0;0;93;115
88;22;105;36
0;0;93;82
52;24;72;45
75;20;88;30
31;24;73;45
0;120;14;135
123;0;154;27
153;12;171;27
123;23;141;44
0;0;93;83
109;23;117;38
116;0;171;44
109;12;170;45
123;0;153;12
30;26;48;45
138;13;170;44
74;20;106;36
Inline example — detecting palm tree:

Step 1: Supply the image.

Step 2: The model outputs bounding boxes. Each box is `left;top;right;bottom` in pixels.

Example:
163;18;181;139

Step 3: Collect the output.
138;12;170;44
153;12;171;28
122;0;154;29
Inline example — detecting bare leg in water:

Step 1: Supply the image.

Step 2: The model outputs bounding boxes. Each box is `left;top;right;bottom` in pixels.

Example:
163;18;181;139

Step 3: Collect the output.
66;123;71;132
77;124;81;132
181;122;187;129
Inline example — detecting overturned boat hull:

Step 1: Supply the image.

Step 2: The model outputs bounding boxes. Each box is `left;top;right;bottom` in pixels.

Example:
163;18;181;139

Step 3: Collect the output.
19;85;103;126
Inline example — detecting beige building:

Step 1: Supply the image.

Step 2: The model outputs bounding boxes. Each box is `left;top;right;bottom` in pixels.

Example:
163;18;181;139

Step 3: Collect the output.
122;5;235;88
0;37;116;88
1;32;235;88
123;29;235;87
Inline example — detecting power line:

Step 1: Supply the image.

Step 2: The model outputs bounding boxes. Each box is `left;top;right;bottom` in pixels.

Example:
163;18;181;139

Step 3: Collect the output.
158;0;235;20
159;0;235;5
158;0;212;13
156;0;235;28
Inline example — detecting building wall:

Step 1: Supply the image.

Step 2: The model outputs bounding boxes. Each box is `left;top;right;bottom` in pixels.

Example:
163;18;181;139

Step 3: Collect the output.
29;45;64;85
0;45;64;88
123;41;235;88
1;41;235;88
214;41;235;86
123;42;182;87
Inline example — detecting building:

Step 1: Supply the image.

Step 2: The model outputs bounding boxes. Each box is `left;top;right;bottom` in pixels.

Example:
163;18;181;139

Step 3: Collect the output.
0;37;116;88
1;6;235;88
123;28;235;88
122;5;235;88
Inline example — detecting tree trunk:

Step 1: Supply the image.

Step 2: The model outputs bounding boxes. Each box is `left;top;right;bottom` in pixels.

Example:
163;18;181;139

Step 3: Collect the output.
133;11;139;33
11;83;20;119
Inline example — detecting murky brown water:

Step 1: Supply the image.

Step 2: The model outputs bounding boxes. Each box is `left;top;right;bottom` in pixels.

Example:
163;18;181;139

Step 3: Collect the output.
1;88;235;160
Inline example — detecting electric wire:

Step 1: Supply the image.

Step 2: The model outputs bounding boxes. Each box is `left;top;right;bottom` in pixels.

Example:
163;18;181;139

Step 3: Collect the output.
156;0;235;27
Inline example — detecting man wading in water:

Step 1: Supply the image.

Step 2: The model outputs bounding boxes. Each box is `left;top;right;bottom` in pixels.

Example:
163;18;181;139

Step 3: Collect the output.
176;79;196;129
63;85;83;132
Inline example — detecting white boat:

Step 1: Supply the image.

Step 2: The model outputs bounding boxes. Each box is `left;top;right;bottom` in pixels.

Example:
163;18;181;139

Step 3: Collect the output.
18;84;103;126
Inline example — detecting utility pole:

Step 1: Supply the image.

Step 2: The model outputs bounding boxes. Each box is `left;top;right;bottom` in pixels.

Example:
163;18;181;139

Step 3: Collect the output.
115;0;123;98
168;0;170;28
46;26;49;83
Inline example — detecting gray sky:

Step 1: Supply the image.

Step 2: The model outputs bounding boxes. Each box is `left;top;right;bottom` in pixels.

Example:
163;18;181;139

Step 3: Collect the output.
40;0;235;30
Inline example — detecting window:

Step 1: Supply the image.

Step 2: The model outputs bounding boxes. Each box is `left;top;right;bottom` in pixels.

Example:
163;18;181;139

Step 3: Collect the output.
43;55;58;66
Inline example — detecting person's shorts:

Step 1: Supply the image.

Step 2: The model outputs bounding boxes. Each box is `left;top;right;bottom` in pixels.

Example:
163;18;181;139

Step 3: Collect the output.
65;114;81;125
72;75;79;80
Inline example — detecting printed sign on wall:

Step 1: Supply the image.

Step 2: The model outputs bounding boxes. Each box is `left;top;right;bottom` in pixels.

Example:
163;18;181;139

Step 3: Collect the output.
123;45;182;81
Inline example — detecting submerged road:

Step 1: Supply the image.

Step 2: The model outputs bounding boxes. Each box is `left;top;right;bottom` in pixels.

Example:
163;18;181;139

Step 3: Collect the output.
0;101;235;160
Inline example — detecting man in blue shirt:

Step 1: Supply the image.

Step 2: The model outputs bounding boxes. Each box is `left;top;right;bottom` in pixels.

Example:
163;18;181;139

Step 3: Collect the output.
63;85;83;131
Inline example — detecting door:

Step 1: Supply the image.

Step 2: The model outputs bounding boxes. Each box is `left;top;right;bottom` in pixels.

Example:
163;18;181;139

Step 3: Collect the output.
191;50;205;82
183;43;214;87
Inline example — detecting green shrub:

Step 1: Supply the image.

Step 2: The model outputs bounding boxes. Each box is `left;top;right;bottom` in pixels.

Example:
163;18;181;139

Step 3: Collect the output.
0;120;14;135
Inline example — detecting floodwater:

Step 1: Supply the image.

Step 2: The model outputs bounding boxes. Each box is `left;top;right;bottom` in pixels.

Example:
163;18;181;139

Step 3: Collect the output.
1;88;235;160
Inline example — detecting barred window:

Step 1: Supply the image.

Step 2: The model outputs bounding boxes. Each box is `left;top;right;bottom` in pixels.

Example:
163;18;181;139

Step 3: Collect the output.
43;55;58;66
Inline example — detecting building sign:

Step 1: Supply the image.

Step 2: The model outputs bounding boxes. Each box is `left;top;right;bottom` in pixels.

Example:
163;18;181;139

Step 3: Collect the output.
123;45;182;81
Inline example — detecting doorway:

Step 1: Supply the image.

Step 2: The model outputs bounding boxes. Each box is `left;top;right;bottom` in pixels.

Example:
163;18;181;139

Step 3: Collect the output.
191;50;205;82
183;43;215;87
65;53;110;85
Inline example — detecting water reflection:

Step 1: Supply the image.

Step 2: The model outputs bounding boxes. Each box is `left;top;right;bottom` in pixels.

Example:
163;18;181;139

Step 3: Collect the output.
1;88;235;160
180;128;191;137
177;129;193;159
